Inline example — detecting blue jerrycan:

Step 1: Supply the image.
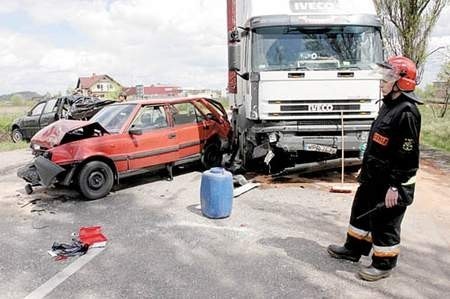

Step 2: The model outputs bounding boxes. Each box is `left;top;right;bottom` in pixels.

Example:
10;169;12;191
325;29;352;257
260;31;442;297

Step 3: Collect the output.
200;167;233;219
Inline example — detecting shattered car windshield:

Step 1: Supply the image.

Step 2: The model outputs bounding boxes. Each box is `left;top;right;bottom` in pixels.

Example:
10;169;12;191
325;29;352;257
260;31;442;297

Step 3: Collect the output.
90;104;135;133
252;25;383;71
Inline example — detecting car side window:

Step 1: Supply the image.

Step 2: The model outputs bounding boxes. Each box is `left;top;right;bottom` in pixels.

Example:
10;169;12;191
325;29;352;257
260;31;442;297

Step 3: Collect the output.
43;99;58;114
31;103;45;116
132;106;168;131
171;103;202;125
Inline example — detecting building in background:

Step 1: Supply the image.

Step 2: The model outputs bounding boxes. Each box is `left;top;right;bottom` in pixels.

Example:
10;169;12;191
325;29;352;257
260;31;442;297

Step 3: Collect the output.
124;84;181;100
181;88;223;99
76;74;123;98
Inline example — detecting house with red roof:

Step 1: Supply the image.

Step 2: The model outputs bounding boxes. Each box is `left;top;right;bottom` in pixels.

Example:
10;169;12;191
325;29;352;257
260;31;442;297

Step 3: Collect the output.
75;74;123;98
124;84;182;100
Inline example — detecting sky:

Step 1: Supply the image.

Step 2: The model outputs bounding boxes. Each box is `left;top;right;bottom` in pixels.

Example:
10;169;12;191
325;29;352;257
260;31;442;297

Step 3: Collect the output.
0;0;449;95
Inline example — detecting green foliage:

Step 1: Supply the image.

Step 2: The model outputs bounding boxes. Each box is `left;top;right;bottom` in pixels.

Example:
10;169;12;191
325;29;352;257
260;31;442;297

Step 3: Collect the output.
437;59;450;82
0;141;28;152
105;89;122;100
10;94;26;106
416;84;436;100
216;97;230;109
420;105;450;152
374;0;447;71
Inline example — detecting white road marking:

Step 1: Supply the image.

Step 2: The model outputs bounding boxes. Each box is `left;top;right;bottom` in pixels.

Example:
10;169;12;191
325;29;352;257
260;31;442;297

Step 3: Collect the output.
24;248;105;299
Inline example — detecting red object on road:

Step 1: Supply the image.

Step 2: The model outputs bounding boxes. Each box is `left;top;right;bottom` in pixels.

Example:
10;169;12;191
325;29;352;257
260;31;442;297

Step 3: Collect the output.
79;226;107;247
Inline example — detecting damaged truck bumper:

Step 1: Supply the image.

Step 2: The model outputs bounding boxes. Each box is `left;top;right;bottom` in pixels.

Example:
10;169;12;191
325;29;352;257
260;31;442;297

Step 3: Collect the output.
17;156;67;187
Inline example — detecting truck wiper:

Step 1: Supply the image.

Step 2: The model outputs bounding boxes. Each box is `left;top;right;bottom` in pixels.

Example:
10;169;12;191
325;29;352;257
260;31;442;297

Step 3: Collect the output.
276;66;312;71
337;65;362;70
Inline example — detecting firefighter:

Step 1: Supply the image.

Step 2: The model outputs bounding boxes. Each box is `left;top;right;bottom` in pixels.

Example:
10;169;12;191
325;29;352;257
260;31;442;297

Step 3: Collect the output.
327;56;422;281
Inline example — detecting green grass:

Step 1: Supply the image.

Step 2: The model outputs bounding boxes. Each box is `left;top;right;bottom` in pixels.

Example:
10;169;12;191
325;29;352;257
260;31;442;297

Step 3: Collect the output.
0;105;29;150
420;104;450;152
0;141;28;152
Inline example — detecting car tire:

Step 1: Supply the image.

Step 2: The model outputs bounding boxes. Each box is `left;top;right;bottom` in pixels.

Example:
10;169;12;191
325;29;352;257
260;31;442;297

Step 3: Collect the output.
201;141;223;169
11;128;24;143
78;161;114;200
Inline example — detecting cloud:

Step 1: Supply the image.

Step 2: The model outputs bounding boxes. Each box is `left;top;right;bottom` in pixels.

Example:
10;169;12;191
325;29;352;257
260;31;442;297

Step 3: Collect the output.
0;1;448;94
0;0;227;94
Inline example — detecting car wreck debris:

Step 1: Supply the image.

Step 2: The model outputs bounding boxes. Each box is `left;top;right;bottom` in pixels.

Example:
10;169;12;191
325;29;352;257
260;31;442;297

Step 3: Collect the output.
48;226;107;260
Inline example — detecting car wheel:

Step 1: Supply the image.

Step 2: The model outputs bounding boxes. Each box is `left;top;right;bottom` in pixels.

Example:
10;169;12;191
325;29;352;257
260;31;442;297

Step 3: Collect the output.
11;128;23;143
78;161;114;200
201;141;223;169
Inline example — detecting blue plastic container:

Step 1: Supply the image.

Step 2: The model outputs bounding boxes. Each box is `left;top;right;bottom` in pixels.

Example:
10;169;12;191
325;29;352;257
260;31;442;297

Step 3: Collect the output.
200;167;233;219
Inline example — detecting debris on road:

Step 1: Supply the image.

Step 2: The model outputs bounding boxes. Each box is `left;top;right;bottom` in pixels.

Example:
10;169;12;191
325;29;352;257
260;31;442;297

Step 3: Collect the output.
48;226;107;260
20;198;41;208
231;174;261;198
233;182;261;198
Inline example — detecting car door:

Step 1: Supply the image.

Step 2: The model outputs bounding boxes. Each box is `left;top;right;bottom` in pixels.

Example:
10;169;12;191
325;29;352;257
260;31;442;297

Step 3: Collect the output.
127;105;178;171
21;102;46;139
39;98;59;129
170;102;209;160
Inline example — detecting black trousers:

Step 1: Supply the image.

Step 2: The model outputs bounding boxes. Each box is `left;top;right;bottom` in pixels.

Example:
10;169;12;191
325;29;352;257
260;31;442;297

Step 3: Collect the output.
344;183;407;270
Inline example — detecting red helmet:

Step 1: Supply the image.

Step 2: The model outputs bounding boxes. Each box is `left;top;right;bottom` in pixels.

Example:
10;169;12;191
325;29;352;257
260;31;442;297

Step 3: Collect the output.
387;56;417;92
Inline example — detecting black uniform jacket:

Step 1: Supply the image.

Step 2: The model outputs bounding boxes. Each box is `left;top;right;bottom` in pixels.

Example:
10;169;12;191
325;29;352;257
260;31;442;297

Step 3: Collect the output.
358;92;422;205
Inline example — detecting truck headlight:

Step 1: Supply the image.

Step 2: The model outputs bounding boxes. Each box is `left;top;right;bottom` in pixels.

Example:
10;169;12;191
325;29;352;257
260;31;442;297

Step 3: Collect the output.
31;144;41;150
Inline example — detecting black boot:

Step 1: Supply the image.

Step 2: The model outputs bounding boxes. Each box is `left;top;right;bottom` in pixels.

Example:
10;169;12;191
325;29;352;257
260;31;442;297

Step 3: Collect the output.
357;265;391;281
327;244;361;262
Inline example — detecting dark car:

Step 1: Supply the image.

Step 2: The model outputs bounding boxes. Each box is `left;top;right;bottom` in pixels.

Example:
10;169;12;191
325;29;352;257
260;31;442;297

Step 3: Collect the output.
11;96;113;142
17;97;231;200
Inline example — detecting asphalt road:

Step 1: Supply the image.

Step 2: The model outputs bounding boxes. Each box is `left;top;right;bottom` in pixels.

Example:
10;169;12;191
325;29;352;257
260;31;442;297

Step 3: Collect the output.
0;149;449;298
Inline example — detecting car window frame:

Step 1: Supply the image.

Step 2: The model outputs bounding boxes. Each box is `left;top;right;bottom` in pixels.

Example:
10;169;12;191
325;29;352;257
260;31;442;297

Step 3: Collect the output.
30;102;46;116
130;104;170;133
42;98;58;114
170;102;205;126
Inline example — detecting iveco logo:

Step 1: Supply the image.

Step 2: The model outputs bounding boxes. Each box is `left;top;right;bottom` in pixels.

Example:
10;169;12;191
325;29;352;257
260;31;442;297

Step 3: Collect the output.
308;104;334;112
290;0;338;12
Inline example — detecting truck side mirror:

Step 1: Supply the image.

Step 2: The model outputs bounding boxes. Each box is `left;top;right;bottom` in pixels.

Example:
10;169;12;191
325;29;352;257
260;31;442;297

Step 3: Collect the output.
228;44;241;72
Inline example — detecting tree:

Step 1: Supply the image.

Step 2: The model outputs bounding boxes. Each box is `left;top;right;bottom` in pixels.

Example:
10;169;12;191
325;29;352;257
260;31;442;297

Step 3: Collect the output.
374;0;448;81
435;58;450;117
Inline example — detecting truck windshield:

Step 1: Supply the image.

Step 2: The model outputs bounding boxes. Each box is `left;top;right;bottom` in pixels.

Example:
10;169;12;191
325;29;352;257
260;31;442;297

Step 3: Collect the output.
90;104;136;133
252;26;382;71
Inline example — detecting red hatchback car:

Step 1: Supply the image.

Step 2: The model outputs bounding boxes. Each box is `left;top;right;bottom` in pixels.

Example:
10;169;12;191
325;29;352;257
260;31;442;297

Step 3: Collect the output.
18;97;231;199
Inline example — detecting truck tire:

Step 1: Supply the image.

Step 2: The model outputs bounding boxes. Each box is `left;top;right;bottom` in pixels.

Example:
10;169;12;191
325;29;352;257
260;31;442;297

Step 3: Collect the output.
201;141;223;169
78;161;114;200
11;128;24;143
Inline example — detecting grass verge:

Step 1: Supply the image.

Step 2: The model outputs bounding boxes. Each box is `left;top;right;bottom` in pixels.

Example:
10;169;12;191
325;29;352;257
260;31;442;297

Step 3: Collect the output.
0;141;28;152
420;104;450;152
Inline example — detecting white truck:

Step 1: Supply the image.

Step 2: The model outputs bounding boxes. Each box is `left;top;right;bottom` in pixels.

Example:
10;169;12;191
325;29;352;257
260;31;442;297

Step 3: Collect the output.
227;0;383;174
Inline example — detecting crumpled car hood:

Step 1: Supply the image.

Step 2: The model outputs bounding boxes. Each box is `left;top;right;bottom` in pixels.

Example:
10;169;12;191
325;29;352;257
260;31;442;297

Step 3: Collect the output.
31;119;108;148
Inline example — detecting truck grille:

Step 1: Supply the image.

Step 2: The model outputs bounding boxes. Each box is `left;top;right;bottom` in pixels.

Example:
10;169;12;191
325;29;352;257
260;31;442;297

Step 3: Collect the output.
280;104;361;111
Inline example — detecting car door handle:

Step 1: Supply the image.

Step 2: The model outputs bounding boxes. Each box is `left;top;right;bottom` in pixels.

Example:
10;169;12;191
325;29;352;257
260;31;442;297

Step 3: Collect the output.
168;133;176;139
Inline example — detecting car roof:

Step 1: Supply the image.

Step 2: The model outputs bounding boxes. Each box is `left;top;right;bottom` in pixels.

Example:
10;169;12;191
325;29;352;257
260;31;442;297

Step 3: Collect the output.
119;96;212;106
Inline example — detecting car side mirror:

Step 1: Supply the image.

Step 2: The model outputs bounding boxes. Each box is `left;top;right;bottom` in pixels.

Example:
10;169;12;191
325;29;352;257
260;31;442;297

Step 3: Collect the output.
129;127;143;135
206;113;217;121
27;111;32;116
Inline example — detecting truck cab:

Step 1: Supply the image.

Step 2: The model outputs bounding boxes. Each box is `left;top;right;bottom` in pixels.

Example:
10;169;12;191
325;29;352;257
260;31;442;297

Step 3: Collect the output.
227;0;383;172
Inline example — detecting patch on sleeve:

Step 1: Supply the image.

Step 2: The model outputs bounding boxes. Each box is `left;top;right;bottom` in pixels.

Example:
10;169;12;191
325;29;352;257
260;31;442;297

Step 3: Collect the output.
372;132;389;146
402;138;414;151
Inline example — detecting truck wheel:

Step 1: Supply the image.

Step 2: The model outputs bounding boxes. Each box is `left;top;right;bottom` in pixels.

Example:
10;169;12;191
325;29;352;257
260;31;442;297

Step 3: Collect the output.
201;141;223;169
78;161;114;200
11;128;23;143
